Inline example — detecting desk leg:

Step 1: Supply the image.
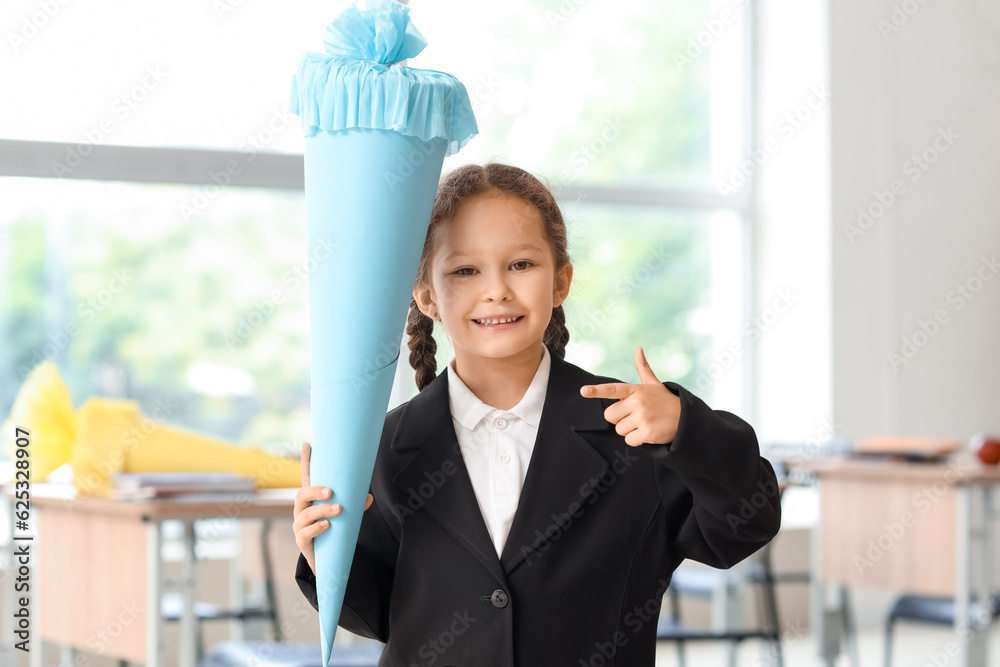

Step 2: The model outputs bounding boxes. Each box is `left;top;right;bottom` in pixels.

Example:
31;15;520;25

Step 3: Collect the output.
711;563;742;667
984;489;996;657
146;521;162;667
229;520;245;642
955;486;988;667
974;488;993;665
28;497;41;667
838;586;860;667
179;521;197;667
810;481;839;667
1;493;14;659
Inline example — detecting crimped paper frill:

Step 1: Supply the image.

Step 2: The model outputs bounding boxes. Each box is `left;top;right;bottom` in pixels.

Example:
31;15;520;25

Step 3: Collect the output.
288;0;478;156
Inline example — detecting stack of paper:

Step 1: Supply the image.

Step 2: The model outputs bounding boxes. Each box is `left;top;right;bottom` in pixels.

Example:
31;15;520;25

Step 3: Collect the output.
110;472;256;500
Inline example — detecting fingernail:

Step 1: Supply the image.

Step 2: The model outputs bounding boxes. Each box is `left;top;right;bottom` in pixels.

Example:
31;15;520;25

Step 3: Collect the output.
322;520;330;526
322;488;331;497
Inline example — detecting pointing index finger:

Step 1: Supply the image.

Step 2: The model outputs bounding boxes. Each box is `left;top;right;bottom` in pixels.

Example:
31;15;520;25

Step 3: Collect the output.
580;383;635;400
301;441;311;488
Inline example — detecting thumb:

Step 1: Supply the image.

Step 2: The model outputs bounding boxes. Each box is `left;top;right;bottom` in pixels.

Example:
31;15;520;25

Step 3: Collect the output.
365;494;374;511
634;346;661;385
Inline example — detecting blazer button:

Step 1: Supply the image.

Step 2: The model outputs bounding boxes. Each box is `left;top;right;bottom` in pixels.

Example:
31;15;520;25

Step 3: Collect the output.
490;589;509;608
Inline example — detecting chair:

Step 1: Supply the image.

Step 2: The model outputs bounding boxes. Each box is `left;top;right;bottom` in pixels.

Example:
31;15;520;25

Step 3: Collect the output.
115;518;283;666
884;593;1000;667
655;538;785;667
199;640;384;667
655;475;861;667
169;517;282;662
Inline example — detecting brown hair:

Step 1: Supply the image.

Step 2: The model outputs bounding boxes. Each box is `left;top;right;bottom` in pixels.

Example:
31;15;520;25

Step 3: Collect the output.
406;163;571;392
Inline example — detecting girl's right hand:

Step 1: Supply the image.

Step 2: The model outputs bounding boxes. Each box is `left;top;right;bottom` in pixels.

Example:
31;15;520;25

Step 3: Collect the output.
293;441;374;576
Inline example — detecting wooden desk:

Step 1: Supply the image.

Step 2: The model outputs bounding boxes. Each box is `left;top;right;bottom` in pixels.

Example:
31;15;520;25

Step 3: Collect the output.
796;456;1000;667
2;483;295;667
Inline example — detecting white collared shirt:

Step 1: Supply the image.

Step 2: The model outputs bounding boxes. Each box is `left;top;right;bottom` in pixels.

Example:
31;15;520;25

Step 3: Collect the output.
446;344;551;559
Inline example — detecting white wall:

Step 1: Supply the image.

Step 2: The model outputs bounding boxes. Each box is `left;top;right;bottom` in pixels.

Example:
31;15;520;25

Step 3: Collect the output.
829;0;1000;440
754;0;1000;443
754;0;1000;633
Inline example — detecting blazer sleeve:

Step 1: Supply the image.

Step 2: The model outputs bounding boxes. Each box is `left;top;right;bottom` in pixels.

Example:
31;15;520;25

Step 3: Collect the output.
633;381;782;569
294;491;400;642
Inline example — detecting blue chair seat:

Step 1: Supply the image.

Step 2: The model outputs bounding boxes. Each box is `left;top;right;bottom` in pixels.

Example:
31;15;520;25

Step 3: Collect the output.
889;593;1000;626
656;616;777;643
199;641;383;667
657;616;715;639
667;566;738;599
884;594;1000;666
161;592;276;621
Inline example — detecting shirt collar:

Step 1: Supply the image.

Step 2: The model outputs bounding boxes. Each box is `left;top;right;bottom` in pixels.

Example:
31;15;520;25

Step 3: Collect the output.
447;344;551;431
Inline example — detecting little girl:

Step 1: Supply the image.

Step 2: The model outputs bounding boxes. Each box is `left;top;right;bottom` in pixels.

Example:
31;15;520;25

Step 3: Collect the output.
292;163;781;666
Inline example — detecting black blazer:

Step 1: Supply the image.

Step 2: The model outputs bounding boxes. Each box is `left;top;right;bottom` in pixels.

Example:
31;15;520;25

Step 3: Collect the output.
296;350;781;666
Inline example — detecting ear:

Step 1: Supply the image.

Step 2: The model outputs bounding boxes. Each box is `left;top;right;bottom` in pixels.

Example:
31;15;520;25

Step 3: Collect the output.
412;285;437;319
553;262;573;308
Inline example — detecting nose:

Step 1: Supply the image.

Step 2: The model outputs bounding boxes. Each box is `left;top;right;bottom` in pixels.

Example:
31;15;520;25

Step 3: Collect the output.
482;267;513;303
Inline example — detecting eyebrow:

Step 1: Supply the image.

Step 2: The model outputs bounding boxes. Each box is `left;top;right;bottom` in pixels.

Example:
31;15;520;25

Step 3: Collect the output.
444;243;545;262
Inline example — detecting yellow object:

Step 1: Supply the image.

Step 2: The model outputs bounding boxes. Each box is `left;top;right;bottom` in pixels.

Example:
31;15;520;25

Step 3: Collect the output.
1;361;77;484
3;361;301;496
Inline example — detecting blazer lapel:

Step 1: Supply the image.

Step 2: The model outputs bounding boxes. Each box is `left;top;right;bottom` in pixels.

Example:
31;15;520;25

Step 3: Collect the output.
392;351;611;583
498;353;611;575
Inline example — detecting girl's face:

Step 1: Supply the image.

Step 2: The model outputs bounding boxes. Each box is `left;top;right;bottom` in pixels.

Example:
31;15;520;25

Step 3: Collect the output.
416;190;572;363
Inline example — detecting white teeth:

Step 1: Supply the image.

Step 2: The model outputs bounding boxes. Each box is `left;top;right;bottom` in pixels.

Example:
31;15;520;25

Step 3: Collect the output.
476;316;520;325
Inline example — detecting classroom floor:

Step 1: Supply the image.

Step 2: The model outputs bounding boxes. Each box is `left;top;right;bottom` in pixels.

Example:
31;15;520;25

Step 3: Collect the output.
651;622;1000;666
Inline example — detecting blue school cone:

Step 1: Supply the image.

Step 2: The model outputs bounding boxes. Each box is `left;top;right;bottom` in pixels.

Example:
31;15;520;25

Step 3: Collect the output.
288;1;477;663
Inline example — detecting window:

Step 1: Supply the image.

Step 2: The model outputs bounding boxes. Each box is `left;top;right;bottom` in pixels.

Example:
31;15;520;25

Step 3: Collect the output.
0;0;755;462
0;177;309;453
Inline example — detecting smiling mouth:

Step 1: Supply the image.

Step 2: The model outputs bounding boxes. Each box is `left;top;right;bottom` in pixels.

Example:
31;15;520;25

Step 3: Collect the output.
472;315;525;328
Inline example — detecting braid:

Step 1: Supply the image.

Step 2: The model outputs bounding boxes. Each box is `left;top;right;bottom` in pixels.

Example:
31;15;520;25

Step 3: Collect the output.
405;297;438;392
543;304;570;360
